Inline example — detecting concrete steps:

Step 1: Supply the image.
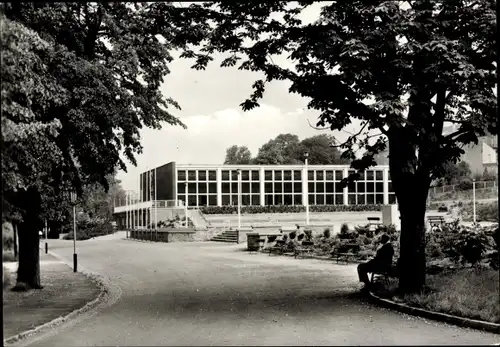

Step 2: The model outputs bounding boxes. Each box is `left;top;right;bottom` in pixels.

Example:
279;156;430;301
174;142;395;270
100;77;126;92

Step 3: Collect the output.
211;229;238;243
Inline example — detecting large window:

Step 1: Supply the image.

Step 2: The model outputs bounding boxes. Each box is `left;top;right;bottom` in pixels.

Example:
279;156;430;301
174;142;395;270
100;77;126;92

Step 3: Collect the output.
219;168;260;206
342;169;388;205
306;169;344;205
176;168;218;207
261;168;303;206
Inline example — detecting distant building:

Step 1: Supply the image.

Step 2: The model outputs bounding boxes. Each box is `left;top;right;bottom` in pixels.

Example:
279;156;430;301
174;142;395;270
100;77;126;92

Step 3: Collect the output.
113;162;396;229
443;125;498;176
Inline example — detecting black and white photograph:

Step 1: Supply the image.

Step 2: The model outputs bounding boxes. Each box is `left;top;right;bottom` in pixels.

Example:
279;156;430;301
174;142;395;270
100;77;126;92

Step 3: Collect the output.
1;1;499;345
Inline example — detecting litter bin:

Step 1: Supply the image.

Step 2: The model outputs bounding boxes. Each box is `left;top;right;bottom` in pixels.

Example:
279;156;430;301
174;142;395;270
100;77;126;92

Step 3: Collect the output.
247;233;260;251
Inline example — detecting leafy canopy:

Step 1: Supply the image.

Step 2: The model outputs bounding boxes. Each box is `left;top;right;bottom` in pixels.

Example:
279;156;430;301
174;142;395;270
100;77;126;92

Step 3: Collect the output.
224;145;253;164
2;3;191;221
175;1;497;184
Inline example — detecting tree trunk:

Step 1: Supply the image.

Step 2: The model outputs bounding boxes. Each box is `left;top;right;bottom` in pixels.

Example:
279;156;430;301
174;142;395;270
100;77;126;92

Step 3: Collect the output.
388;126;431;294
13;189;44;291
397;196;427;294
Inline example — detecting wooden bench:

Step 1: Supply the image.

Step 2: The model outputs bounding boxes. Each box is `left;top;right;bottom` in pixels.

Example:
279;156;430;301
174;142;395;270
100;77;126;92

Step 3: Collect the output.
427;215;445;228
294;240;315;259
367;217;382;229
269;239;286;256
370;264;398;285
331;243;360;264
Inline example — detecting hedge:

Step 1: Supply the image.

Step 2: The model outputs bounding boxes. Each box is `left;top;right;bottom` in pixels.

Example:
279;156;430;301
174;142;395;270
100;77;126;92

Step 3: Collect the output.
199;204;383;215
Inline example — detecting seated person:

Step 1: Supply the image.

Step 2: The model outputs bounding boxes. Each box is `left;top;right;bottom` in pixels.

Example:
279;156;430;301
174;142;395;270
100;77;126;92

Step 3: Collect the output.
357;233;394;287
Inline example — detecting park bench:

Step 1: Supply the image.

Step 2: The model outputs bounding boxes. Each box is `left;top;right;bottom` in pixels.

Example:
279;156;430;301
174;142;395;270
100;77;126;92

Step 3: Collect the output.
294;240;315;259
269;239;286;256
427;215;445;228
261;234;280;252
370;263;399;285
331;243;360;264
367;217;382;229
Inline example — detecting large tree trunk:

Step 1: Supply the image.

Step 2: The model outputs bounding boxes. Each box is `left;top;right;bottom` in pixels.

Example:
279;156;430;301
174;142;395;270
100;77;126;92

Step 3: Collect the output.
13;189;44;291
397;190;428;294
388;126;431;294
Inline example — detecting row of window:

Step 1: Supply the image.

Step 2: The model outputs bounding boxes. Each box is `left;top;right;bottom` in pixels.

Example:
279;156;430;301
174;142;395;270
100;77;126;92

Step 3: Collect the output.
176;182;391;195
178;170;217;182
176;169;388;182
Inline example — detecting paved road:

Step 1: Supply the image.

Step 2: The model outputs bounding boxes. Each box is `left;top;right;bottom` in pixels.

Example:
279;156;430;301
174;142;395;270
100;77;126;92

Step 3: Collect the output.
16;234;499;346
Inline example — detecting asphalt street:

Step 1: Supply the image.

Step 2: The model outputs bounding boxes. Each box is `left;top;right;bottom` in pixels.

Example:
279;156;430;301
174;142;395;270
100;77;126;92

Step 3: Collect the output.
14;233;500;346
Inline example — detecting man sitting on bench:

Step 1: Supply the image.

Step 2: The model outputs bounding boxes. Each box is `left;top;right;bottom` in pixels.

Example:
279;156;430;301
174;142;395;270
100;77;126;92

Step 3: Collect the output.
357;233;394;288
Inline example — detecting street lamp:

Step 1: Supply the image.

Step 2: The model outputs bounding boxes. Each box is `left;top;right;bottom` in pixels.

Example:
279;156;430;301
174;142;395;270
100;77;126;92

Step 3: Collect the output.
70;191;78;272
44;219;48;254
184;182;188;227
472;178;476;224
304;152;310;226
237;169;242;230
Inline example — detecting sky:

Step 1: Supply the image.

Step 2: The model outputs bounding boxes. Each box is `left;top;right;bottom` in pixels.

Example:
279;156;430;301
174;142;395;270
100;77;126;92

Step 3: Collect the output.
116;2;366;192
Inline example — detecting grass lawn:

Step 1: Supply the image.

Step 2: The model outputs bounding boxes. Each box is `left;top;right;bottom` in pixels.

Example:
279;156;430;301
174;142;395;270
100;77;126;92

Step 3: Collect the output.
375;268;500;324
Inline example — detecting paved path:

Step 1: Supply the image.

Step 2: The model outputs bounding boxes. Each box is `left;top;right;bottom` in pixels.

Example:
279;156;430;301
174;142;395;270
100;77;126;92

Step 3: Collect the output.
14;236;499;346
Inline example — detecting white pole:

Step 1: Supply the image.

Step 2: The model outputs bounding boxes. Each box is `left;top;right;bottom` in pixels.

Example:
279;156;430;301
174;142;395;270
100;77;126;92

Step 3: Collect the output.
238;169;241;230
73;205;76;255
71;190;77;272
155;167;158;228
473;178;476;224
185;182;188;227
305;155;310;226
126;191;129;230
131;191;135;231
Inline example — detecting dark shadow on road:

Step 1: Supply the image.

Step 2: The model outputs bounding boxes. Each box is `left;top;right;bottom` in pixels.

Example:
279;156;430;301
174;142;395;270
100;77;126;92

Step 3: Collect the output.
117;284;368;321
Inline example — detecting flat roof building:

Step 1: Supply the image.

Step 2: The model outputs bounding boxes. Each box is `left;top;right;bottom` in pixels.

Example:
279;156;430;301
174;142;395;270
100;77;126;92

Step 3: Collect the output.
113;162;396;229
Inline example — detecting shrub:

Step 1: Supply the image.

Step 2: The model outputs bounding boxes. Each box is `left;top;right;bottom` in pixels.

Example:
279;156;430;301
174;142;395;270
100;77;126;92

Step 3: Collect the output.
457;178;474;191
323;228;331;239
477;201;499;222
437;204;448;212
63;220;114;240
199;204;383;215
354;224;373;237
3;265;13;290
2;222;14;250
3;250;17;262
426;242;444;259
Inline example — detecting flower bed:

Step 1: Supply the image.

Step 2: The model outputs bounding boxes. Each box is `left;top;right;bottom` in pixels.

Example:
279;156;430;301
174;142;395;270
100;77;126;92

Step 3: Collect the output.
370;223;500;324
200;204;383;215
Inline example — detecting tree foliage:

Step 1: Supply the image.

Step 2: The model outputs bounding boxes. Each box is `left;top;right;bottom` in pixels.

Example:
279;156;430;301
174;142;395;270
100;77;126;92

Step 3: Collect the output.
438;161;472;185
1;2;192;289
173;0;497;293
224;145;253;164
225;133;350;165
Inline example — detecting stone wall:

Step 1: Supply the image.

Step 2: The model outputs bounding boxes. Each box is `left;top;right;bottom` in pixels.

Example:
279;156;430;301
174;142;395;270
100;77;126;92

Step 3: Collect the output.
193;228;219;242
129;228;196;243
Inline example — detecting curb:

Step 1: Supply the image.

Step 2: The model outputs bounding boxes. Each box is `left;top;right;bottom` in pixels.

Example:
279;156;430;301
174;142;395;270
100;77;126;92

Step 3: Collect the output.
255;251;364;265
368;290;500;335
3;250;112;345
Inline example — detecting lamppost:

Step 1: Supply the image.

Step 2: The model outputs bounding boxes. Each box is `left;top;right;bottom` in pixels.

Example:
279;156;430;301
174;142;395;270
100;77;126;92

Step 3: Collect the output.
44;219;48;254
304;152;310;226
237;169;242;230
472;178;476;224
184;182;188;227
70;191;78;272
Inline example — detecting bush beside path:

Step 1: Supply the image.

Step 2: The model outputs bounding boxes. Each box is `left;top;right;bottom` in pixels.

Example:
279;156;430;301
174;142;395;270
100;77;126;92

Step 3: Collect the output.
3;252;101;341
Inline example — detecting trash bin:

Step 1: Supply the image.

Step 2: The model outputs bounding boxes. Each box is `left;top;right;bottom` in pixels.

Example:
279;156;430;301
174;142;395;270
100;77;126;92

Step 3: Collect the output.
247;233;260;251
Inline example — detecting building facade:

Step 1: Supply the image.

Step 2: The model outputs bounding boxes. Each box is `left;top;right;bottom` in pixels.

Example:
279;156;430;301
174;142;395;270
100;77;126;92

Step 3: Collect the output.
137;162;396;207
